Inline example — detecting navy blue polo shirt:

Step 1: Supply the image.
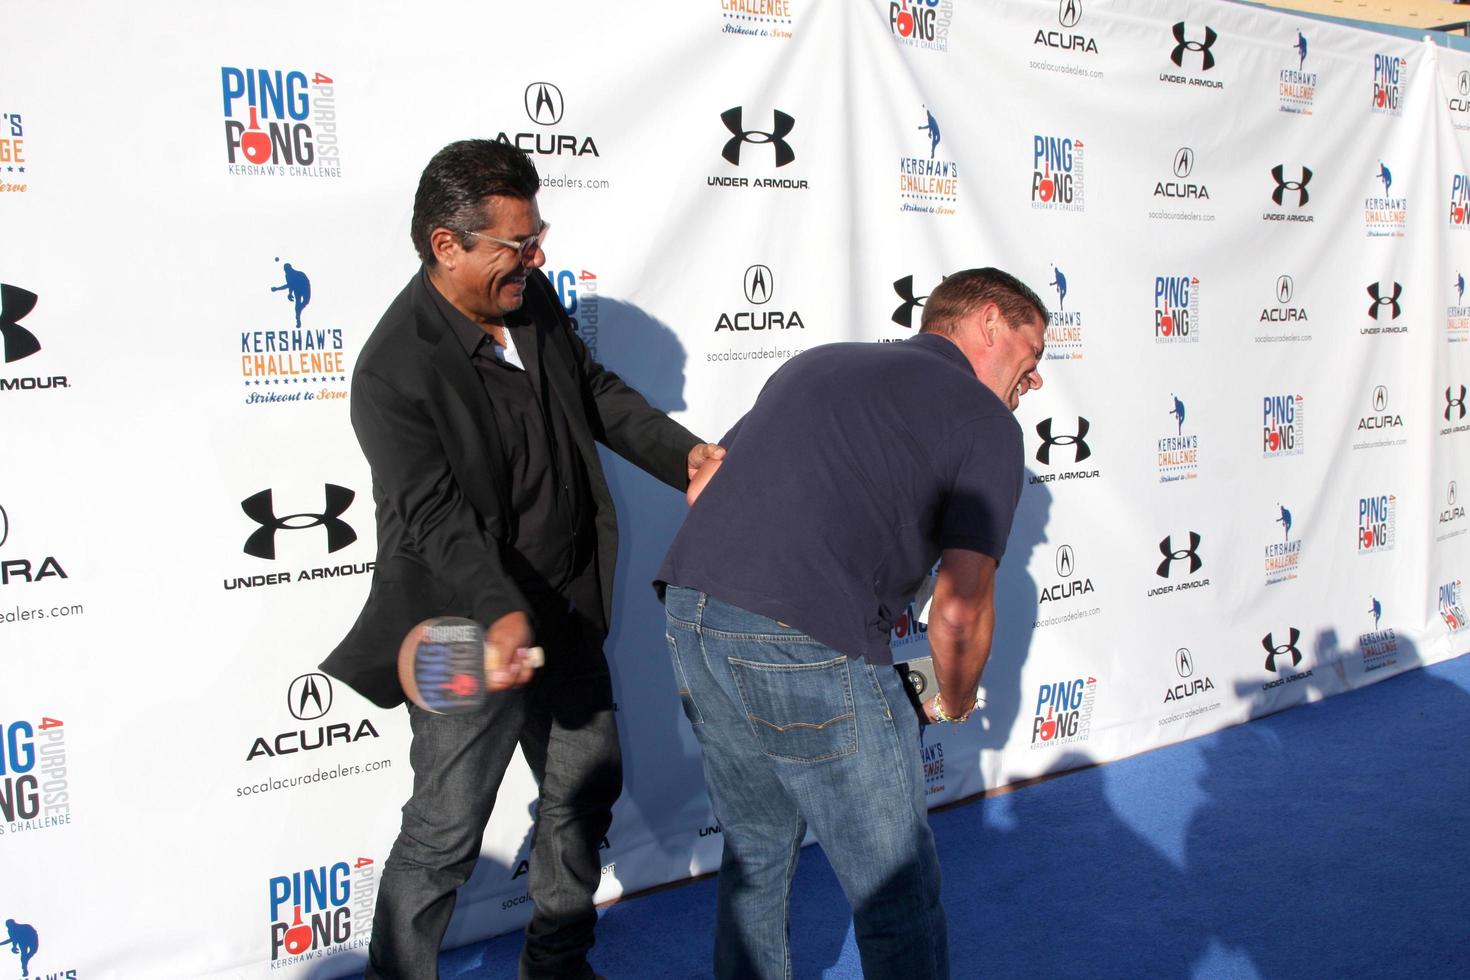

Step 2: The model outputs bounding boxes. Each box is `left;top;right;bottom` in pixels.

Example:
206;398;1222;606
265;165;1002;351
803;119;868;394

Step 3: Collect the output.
656;333;1024;664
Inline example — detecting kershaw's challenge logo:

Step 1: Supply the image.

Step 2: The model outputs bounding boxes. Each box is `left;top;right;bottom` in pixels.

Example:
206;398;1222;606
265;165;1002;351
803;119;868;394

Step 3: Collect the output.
720;0;794;40
1158;394;1198;483
1264;503;1301;587
1044;265;1083;359
1279;31;1316;114
900;105;958;215
1364;162;1407;238
0;111;27;193
1450;272;1469;342
242;258;348;404
1360;596;1398;670
221;67;340;177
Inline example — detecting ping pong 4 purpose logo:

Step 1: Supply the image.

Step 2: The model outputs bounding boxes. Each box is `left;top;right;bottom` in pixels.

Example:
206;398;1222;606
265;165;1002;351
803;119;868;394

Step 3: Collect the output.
1031;134;1084;211
267;857;376;963
1262;393;1305;458
1370;52;1408;116
1451;173;1470;230
221;66;341;177
0;716;71;839
1030;676;1097;748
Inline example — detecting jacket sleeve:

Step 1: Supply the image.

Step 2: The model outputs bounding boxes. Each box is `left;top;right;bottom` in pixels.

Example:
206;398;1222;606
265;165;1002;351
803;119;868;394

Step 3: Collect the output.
351;367;530;627
541;287;701;491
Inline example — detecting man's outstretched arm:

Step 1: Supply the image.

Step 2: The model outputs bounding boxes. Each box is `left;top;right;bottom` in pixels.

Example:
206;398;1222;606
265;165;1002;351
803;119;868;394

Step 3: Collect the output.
924;547;997;722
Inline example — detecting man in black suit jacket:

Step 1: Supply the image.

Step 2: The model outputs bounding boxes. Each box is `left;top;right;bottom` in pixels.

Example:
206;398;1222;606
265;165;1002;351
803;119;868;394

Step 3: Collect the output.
323;140;722;979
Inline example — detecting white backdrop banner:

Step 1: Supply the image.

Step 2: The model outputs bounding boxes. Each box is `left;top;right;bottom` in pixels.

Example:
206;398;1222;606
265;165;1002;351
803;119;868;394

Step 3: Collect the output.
1;0;1467;976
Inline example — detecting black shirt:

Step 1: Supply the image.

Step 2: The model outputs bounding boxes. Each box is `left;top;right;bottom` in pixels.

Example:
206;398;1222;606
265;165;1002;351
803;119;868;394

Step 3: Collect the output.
426;273;595;601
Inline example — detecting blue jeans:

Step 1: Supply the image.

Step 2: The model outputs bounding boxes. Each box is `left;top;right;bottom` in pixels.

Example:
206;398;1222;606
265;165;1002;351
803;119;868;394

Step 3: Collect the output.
664;587;948;980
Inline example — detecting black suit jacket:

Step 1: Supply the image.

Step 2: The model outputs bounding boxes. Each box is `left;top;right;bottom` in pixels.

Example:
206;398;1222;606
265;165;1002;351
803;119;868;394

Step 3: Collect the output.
322;269;698;708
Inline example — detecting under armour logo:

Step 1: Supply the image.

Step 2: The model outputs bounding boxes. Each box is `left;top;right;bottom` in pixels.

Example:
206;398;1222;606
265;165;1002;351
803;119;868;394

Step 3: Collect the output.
721;107;796;167
524;82;564;126
1156;532;1202;578
1035;417;1091;465
1367;281;1402;320
1447;385;1468;422
0;283;41;364
1176;648;1194;678
744;265;773;305
1059;0;1081;29
1276;275;1294;304
1055;545;1075;578
891;275;931;328
1261;628;1302;673
241;484;357;559
1270;165;1312;207
1173;147;1195;179
1171;22;1217;71
1373;386;1388;413
288;672;334;721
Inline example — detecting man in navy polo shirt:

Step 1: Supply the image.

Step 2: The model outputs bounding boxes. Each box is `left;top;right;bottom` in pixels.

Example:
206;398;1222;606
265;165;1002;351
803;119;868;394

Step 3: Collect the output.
656;267;1047;980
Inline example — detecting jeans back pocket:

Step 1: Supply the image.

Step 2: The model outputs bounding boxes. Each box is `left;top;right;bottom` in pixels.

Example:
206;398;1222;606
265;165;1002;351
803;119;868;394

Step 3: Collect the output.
728;653;857;763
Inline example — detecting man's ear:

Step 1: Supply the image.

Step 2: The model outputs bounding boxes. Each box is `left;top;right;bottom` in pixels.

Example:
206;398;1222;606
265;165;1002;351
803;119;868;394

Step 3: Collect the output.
429;226;462;269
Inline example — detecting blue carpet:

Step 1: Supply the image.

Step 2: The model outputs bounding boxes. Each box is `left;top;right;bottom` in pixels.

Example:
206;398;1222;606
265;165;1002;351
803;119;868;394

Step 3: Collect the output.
429;653;1470;978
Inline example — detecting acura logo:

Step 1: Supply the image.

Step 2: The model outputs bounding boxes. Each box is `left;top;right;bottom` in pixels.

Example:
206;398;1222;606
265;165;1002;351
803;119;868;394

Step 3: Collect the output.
1460;70;1470;97
744;265;773;305
1055;545;1075;578
1059;0;1081;29
0;503;8;549
1276;275;1294;304
524;82;564;126
288;672;334;721
1173;147;1195;179
1372;385;1388;413
1175;648;1194;678
1450;481;1459;506
0;283;41;364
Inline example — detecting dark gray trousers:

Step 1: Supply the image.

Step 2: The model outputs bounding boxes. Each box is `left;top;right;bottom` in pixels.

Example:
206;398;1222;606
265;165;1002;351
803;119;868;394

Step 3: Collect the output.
367;577;620;980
